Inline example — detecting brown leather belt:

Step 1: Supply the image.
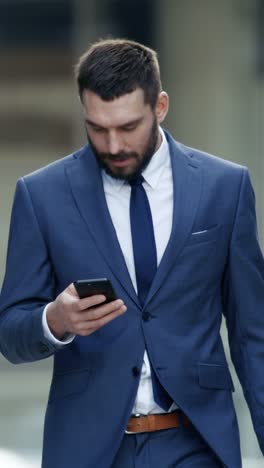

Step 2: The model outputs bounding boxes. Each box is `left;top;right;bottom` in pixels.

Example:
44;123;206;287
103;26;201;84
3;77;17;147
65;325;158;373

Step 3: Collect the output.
126;410;191;433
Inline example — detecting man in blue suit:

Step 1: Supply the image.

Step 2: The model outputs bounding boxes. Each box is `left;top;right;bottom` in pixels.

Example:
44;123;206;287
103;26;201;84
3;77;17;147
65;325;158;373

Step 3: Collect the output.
0;38;264;468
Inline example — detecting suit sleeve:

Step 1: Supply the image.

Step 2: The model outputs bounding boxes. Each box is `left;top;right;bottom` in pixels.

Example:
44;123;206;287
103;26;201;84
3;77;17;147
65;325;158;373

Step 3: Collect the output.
0;178;59;363
223;168;264;454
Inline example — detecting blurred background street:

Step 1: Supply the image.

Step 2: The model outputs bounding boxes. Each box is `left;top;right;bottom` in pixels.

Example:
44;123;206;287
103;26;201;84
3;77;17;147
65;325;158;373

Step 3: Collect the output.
0;0;264;466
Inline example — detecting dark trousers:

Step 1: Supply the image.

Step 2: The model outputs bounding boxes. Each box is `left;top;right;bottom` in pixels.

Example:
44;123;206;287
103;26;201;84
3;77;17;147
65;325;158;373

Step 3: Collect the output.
112;423;223;468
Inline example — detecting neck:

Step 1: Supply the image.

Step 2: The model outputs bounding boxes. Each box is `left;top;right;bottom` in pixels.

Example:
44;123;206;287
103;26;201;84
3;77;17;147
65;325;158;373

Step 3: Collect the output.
155;129;163;152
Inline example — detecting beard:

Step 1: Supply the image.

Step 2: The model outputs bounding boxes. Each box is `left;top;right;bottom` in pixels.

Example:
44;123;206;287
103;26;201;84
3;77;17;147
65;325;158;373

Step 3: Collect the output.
87;118;159;182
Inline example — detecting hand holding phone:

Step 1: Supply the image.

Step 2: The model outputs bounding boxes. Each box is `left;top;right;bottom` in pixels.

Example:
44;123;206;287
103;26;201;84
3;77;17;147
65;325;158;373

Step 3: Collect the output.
46;279;125;340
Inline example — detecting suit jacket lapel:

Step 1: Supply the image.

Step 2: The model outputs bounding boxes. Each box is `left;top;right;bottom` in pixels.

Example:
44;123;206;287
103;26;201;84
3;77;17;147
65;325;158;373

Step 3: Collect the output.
145;133;202;306
65;146;139;305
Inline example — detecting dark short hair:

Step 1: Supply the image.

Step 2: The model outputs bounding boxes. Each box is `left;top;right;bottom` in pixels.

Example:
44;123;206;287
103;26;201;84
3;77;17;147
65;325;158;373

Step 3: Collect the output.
75;38;162;109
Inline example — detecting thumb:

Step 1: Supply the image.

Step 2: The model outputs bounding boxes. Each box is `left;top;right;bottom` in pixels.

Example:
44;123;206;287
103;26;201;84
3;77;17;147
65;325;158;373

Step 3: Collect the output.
67;282;79;297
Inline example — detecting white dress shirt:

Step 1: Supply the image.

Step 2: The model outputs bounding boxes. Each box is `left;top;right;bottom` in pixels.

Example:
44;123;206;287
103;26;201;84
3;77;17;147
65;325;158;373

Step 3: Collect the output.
43;127;176;414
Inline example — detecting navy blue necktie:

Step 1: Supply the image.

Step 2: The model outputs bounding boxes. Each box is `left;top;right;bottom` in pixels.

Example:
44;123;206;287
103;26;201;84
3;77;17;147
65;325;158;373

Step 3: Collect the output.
129;175;157;305
129;175;173;411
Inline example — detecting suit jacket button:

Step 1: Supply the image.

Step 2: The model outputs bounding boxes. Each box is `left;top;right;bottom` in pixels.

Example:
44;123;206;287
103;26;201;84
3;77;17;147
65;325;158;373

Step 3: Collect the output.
142;311;151;322
39;343;49;353
132;366;140;377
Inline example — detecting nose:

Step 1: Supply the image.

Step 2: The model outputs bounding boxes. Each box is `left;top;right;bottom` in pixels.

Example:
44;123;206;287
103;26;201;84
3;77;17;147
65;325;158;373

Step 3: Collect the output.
107;131;123;155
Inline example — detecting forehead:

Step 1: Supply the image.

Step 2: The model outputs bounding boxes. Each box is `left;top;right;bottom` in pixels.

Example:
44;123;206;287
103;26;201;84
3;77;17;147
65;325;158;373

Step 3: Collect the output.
82;88;151;128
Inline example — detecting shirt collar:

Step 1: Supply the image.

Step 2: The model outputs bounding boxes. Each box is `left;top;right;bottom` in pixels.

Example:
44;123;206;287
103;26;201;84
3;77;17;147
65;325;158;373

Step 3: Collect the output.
102;127;170;191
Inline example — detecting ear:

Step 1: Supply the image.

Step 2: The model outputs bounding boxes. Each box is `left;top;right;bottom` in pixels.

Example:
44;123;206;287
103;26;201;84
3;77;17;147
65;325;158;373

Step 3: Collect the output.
155;91;169;124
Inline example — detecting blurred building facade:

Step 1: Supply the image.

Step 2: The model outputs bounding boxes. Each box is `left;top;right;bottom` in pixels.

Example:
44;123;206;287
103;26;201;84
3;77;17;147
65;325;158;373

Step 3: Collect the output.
0;0;263;465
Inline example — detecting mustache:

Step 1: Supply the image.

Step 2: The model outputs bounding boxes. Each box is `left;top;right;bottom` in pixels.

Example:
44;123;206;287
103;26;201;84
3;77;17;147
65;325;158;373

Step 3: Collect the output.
100;152;138;161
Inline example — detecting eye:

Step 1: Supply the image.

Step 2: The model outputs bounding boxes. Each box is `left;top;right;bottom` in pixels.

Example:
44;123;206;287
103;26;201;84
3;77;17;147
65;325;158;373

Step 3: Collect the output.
122;124;137;131
90;125;105;133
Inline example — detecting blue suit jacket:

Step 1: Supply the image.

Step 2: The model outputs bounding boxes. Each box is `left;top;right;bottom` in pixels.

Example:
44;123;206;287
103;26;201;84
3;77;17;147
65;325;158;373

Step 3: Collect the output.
0;131;264;467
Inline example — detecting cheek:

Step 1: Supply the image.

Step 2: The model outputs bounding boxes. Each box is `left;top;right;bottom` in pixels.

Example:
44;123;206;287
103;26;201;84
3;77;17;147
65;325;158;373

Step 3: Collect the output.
88;132;106;152
126;138;142;152
127;128;152;153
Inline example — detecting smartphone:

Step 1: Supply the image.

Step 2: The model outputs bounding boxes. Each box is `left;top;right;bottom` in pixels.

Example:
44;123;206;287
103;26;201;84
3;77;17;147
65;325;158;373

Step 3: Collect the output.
74;278;117;303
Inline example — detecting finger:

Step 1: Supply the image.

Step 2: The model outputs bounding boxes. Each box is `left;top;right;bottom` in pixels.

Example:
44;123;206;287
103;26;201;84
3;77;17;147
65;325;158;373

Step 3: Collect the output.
75;304;127;335
67;283;80;297
77;294;107;310
80;299;125;320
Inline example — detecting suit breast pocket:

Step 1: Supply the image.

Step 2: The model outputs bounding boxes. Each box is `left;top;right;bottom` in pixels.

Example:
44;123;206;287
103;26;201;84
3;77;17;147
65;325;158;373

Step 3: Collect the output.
185;224;222;247
48;367;91;404
178;224;230;290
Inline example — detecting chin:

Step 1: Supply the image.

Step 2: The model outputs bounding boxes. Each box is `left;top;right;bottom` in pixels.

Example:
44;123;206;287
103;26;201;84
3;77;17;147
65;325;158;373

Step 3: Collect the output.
106;164;136;180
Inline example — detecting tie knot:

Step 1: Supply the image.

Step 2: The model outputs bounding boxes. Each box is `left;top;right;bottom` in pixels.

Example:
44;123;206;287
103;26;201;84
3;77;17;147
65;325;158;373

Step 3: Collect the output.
129;174;144;187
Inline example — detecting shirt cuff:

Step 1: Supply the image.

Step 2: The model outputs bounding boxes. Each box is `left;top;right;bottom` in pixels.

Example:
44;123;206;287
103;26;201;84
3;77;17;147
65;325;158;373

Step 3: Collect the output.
42;303;75;347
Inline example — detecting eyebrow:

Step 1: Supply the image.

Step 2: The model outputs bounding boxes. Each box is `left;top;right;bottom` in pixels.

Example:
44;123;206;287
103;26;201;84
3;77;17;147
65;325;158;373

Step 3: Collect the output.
85;117;143;129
